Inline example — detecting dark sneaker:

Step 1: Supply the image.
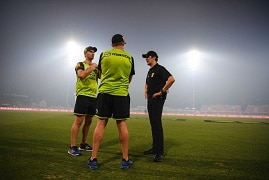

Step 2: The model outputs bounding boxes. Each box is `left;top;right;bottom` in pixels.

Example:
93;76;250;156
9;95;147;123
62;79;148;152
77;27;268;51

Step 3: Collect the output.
68;147;82;156
144;148;156;155
154;153;163;162
86;158;99;170
120;159;133;169
79;143;92;151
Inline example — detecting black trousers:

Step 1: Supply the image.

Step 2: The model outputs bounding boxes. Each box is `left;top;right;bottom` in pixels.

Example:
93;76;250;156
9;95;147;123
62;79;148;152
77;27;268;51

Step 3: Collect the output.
147;97;165;154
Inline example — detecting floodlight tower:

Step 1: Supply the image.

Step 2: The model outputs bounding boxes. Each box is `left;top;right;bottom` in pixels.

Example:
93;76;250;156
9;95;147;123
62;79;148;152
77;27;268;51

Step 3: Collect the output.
188;50;200;110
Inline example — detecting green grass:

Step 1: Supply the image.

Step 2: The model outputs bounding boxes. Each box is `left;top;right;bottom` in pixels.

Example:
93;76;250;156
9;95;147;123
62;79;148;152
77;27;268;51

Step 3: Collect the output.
0;111;269;179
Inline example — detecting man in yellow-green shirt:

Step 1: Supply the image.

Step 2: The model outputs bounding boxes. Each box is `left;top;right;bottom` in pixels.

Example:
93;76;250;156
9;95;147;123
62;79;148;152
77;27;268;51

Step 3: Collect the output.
68;46;98;156
87;34;135;170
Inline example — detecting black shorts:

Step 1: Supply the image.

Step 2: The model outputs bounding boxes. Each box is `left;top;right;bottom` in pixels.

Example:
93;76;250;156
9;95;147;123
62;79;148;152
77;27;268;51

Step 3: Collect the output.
74;95;97;116
96;93;130;120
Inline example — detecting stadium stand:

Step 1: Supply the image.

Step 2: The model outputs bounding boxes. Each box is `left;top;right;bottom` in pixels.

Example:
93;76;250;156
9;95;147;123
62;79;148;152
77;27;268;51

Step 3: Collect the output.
200;104;243;115
0;94;31;107
200;104;269;115
1;92;269;116
244;105;269;115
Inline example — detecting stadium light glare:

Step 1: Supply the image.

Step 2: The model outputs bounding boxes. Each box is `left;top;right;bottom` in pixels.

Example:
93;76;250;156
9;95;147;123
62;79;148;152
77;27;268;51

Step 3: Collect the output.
65;40;81;106
187;49;201;110
66;40;81;66
188;49;200;72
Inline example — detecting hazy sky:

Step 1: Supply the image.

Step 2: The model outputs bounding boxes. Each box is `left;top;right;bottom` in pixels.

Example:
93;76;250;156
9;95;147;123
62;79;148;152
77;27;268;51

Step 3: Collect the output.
1;0;269;108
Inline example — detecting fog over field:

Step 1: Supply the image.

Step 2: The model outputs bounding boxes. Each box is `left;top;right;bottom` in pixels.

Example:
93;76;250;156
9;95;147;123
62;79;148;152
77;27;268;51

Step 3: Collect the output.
1;0;268;109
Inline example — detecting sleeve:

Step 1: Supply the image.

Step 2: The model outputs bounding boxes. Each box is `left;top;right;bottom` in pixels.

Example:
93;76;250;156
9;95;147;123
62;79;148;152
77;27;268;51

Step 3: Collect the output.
130;57;135;75
75;62;84;73
98;53;103;72
161;66;172;81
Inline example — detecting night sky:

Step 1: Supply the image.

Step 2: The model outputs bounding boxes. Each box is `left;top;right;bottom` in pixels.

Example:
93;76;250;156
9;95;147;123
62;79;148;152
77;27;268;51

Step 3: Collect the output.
1;0;269;109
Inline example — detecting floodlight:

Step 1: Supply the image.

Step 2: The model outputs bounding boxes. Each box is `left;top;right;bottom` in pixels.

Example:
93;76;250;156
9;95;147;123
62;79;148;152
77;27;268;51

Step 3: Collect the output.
188;49;200;71
66;40;81;65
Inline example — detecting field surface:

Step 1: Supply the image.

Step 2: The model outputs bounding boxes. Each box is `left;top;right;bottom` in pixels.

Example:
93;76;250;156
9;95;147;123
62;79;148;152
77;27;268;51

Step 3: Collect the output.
0;110;269;179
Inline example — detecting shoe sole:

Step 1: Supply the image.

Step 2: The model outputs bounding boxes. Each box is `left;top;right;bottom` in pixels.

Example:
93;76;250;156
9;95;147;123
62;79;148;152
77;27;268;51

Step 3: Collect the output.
78;148;93;152
67;151;81;156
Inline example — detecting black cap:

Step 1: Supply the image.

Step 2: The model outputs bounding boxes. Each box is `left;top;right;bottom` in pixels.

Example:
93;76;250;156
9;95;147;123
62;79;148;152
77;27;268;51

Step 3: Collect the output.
84;46;97;54
112;34;126;45
142;51;158;58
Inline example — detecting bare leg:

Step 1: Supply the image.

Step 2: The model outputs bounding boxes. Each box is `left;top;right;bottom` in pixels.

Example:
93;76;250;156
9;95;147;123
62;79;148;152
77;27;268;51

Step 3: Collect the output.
82;116;92;144
90;119;108;160
116;120;129;160
71;115;84;146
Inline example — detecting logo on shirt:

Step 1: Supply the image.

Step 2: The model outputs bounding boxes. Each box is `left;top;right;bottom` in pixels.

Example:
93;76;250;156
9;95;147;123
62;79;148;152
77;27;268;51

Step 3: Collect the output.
102;52;131;60
103;52;111;57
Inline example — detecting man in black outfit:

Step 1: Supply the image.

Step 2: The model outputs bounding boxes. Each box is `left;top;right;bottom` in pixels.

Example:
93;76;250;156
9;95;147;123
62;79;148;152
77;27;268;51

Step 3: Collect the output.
142;51;175;162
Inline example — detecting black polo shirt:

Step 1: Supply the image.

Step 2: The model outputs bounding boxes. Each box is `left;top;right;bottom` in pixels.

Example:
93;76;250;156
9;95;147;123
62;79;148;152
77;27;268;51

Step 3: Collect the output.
146;63;172;97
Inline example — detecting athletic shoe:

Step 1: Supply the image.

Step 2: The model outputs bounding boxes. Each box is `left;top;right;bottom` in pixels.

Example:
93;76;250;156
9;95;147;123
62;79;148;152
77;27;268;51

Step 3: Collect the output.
143;148;156;155
153;153;163;162
86;158;99;170
79;143;92;151
120;159;133;169
68;147;82;156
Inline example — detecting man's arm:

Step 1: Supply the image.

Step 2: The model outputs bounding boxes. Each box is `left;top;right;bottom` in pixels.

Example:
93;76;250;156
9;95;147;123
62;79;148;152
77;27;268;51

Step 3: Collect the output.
77;63;98;79
161;75;175;93
144;83;148;99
